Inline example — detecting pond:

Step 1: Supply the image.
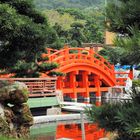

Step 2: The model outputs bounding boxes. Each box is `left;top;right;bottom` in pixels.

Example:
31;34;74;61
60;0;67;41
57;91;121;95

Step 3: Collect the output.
30;121;106;140
30;99;122;140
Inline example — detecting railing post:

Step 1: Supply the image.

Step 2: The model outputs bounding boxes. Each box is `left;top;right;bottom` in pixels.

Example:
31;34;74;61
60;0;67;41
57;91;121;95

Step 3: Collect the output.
94;76;101;100
82;71;90;103
57;77;63;90
47;48;51;55
89;47;94;62
69;71;77;102
64;46;69;62
80;111;86;140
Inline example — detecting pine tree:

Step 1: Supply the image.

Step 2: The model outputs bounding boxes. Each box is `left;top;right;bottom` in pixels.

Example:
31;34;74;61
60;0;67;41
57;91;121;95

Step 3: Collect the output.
0;0;58;77
100;0;140;65
106;0;140;35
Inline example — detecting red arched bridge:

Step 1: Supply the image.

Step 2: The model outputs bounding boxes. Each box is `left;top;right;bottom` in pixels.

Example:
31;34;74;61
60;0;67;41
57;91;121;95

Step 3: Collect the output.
0;47;132;103
42;47;116;102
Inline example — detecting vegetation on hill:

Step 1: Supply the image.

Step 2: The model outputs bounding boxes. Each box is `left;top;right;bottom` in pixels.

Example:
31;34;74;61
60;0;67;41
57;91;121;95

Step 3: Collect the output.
34;0;105;10
42;7;104;46
33;0;105;46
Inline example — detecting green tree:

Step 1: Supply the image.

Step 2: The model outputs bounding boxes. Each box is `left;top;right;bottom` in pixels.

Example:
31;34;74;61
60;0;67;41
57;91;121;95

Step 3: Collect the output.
84;19;104;43
43;10;85;30
57;8;85;20
114;27;140;65
99;46;126;64
106;0;140;35
0;0;58;77
69;22;86;47
104;0;140;65
53;23;69;46
86;87;140;140
34;0;105;10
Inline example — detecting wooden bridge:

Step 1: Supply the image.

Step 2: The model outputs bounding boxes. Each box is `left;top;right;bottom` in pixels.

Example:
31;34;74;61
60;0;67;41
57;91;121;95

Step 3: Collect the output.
43;47;116;102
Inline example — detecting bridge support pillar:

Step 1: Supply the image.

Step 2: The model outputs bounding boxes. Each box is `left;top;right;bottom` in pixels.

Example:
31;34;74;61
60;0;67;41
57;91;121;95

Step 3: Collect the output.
57;77;63;90
95;100;101;106
94;76;101;100
82;71;90;103
70;72;77;102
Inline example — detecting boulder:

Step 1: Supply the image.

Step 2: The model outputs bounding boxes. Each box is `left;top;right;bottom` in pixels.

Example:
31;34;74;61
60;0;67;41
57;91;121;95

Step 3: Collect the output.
0;80;33;138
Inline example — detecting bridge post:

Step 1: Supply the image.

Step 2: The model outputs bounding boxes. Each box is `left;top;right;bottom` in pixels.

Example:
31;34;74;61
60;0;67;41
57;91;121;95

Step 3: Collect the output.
94;76;101;100
82;71;90;103
69;71;77;102
57;77;63;90
64;47;69;62
95;100;101;106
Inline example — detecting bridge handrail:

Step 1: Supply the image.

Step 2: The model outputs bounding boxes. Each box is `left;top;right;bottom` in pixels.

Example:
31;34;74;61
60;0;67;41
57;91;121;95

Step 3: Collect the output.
51;54;114;76
46;47;114;73
0;78;57;96
46;48;58;54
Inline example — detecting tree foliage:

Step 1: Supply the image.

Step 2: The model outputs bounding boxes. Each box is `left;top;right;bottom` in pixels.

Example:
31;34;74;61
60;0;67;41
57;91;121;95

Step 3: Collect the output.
42;7;104;46
43;10;86;30
101;0;140;65
69;22;86;47
114;27;140;65
106;0;140;35
84;19;104;43
0;0;59;77
34;0;105;10
85;88;140;140
99;47;126;64
100;27;140;65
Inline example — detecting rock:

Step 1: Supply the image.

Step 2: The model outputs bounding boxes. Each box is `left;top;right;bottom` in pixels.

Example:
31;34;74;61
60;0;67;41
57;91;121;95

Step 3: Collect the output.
4;106;15;124
0;81;33;139
0;117;10;137
12;103;33;126
0;103;4;118
0;81;29;105
17;124;30;138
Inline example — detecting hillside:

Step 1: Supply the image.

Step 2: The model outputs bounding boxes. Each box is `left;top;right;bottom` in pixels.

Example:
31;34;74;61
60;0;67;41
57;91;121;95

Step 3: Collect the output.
34;0;105;10
33;0;106;46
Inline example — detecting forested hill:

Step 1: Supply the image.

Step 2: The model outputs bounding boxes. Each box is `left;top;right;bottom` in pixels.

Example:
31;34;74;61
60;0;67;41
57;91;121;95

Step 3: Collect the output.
34;0;105;10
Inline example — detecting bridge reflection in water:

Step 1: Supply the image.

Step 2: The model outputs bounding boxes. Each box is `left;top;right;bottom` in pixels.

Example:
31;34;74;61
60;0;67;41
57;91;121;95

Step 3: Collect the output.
30;99;123;140
56;123;105;140
30;122;106;140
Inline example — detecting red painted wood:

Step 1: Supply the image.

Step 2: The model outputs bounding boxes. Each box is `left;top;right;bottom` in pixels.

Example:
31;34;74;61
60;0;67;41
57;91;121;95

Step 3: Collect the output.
44;47;116;99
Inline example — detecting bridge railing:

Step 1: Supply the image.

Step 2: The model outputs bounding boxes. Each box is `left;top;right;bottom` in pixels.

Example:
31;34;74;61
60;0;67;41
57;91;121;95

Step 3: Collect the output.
115;71;130;86
45;47;115;77
0;78;57;97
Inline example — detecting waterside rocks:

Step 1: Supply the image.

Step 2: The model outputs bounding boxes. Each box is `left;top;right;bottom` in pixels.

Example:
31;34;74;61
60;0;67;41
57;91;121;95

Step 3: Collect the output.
0;80;33;138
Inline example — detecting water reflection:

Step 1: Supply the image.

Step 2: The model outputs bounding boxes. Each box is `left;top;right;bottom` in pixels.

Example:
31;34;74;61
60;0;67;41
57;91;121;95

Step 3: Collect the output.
30;121;106;140
30;122;56;140
56;123;105;140
30;98;125;140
